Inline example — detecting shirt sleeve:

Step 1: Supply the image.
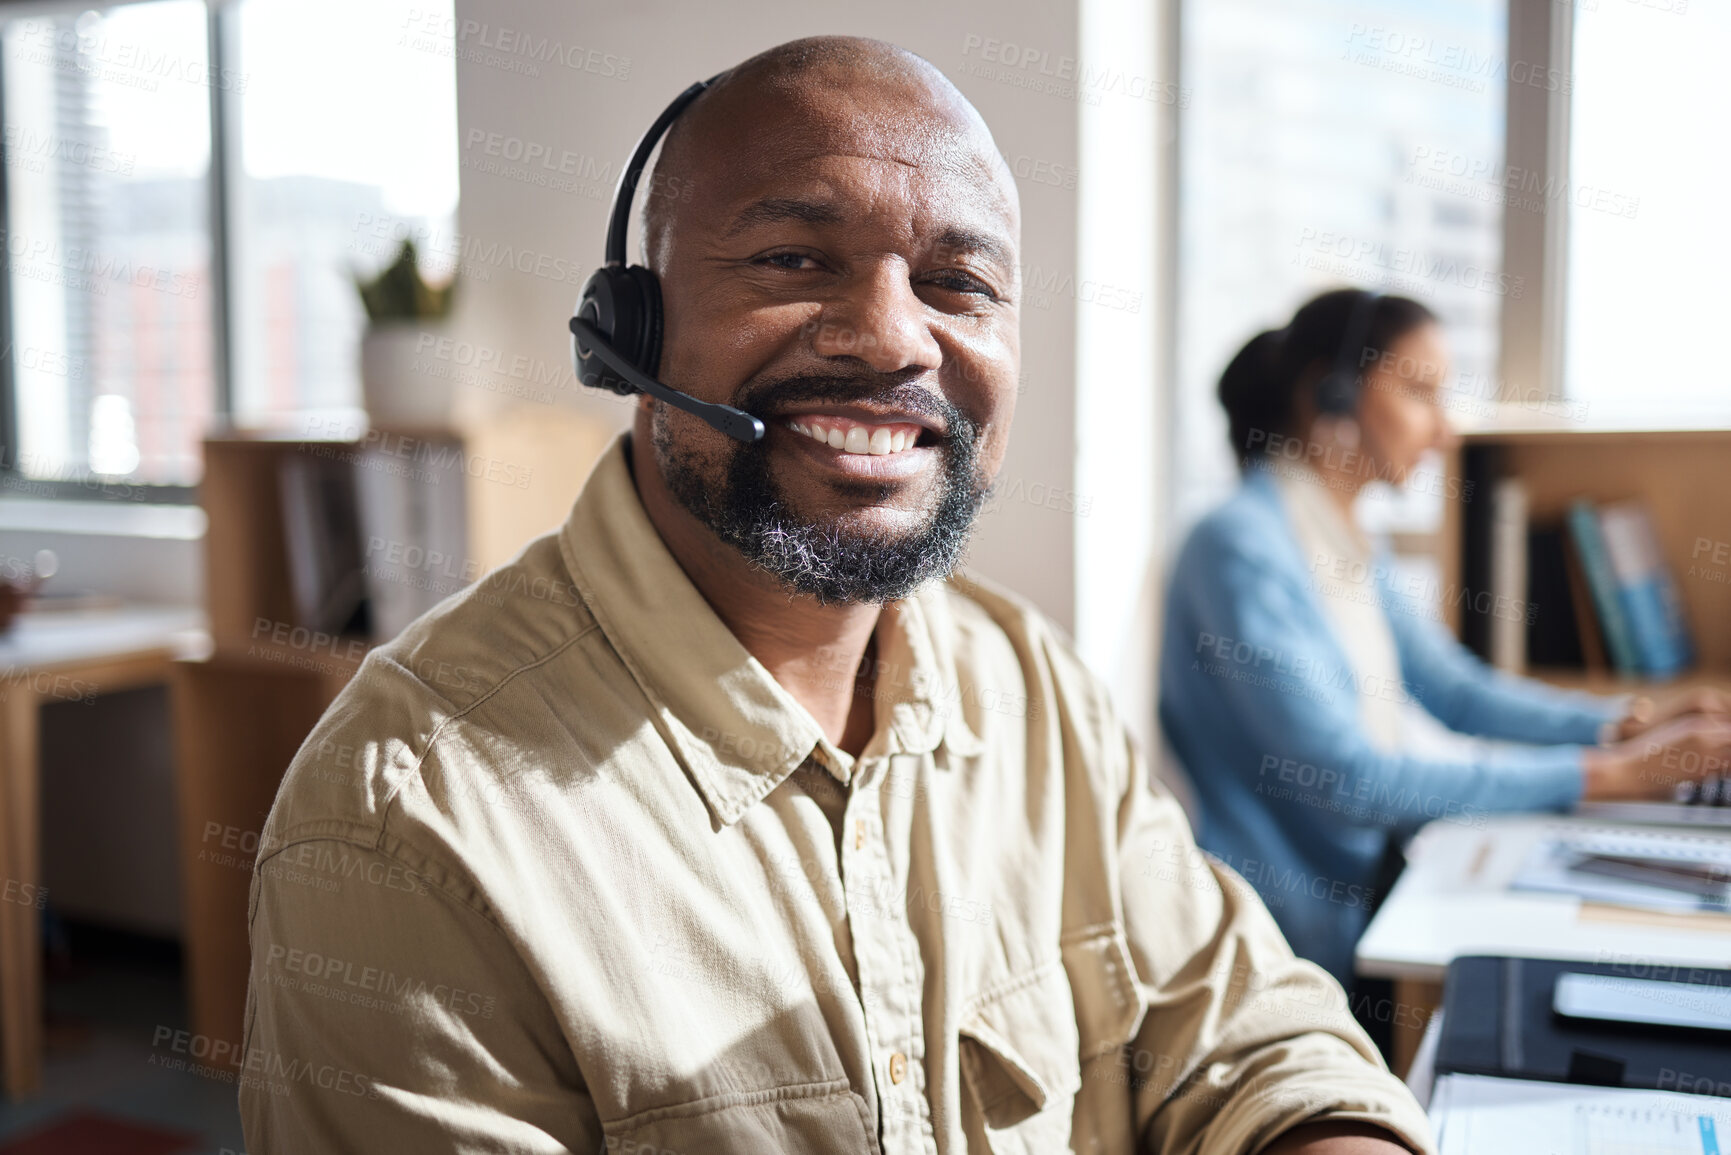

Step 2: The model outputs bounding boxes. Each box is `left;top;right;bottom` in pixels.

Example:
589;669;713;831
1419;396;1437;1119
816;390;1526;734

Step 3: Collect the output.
1115;725;1435;1155
1184;539;1589;826
240;838;600;1154
1377;562;1622;746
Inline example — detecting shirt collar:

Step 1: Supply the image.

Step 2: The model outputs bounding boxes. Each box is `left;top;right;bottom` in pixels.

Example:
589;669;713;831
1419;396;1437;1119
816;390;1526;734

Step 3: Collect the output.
559;433;981;827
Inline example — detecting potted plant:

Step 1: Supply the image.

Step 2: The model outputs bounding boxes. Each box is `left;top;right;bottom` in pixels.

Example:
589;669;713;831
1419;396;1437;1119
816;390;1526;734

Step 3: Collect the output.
354;238;457;427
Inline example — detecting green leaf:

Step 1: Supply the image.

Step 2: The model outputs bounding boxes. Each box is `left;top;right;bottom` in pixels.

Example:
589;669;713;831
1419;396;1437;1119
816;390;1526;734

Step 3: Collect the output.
352;237;456;322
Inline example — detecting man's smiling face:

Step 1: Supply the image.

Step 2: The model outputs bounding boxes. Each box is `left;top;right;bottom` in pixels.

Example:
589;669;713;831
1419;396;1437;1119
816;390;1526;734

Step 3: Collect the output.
639;39;1021;604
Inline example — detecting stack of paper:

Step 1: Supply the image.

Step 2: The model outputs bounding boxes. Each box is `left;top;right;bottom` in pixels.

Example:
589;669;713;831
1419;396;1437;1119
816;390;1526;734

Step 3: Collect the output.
1511;828;1731;915
1431;1074;1731;1155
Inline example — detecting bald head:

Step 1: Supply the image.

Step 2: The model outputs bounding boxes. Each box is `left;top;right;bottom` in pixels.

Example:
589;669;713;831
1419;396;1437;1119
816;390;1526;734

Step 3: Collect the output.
641;36;1016;268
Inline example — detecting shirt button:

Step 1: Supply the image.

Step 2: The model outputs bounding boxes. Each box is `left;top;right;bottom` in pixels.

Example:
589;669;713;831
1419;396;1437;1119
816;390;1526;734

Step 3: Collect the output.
889;1052;907;1084
854;820;866;850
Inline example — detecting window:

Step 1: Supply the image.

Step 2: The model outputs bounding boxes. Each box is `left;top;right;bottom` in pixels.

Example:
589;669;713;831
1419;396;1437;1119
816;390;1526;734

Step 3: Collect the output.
226;0;458;426
0;0;458;495
1564;0;1730;425
1174;0;1508;532
2;2;214;488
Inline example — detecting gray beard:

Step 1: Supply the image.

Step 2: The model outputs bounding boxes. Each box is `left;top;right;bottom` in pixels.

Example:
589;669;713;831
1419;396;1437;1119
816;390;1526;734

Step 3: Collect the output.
652;390;991;606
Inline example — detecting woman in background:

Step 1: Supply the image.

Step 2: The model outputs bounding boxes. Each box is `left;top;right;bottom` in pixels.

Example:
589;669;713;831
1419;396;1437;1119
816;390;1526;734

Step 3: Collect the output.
1159;287;1731;992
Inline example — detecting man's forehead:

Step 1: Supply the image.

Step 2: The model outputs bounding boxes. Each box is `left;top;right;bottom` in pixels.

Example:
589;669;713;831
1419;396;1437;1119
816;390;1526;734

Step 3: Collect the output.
692;124;1015;235
703;88;1003;177
646;52;1019;259
711;56;984;151
697;156;1017;263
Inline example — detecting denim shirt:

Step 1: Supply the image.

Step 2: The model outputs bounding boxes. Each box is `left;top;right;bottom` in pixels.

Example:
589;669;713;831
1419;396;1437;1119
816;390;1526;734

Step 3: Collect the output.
1158;464;1619;984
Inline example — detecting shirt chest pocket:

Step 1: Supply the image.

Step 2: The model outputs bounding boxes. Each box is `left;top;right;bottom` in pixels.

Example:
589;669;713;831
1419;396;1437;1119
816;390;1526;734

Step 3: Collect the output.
959;927;1146;1155
603;1077;881;1155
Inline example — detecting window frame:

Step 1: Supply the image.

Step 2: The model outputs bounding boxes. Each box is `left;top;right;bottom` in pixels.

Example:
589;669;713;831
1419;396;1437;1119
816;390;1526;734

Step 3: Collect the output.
1497;0;1575;407
0;0;235;504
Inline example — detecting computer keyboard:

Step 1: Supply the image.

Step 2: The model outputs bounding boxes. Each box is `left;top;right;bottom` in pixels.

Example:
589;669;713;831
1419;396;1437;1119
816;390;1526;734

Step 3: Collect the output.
1575;773;1731;826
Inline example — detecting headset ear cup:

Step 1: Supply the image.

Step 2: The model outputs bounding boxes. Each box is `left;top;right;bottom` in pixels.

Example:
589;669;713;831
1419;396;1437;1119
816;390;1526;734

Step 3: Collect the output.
572;268;643;397
626;266;665;379
1316;370;1358;417
571;266;665;396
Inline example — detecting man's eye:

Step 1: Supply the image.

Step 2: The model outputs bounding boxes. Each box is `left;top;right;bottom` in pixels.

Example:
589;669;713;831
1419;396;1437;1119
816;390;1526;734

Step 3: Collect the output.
924;271;1000;299
758;252;821;271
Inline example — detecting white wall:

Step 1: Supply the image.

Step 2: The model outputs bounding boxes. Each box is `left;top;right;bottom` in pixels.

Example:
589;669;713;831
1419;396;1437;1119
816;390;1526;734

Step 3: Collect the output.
447;0;1169;750
1074;0;1171;756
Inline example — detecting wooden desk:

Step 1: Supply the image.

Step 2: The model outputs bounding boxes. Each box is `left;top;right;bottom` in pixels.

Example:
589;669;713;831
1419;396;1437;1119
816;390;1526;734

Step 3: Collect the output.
1355;813;1731;1075
0;606;207;1099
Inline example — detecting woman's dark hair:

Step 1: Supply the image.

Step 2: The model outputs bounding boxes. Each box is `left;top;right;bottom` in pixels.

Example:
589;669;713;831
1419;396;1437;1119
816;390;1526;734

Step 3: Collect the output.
1217;288;1437;471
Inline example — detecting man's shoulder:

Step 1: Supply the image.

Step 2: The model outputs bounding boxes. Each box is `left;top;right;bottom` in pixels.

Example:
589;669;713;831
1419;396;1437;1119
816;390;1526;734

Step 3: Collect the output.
937;569;1119;735
941;568;1069;661
385;528;599;711
261;529;601;852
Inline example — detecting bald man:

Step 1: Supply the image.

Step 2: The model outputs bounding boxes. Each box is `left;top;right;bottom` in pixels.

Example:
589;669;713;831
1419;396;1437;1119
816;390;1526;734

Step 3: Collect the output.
241;37;1433;1155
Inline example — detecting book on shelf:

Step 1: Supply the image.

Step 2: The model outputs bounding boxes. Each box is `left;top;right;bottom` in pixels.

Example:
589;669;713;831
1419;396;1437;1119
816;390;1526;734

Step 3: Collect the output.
1596;499;1694;677
271;431;474;647
353;436;471;643
1558;523;1608;673
1524;522;1586;670
277;452;369;636
1463;474;1696;678
1565;499;1641;674
1458;444;1503;661
1488;478;1528;672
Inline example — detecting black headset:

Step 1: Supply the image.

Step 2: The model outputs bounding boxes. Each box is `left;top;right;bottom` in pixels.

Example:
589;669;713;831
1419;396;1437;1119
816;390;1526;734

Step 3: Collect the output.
567;76;766;442
1313;289;1384;417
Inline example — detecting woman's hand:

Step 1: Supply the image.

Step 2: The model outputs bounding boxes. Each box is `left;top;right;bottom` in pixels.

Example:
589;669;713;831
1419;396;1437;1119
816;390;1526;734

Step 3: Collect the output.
1583;714;1731;801
1613;686;1731;742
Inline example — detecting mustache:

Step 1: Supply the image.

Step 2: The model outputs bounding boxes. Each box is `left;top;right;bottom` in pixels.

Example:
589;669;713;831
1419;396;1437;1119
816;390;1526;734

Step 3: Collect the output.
736;373;970;439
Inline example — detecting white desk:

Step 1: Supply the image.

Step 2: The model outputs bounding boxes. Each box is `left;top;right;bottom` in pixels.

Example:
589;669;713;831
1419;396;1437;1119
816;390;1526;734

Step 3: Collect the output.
0;605;207;1097
1357;814;1731;982
1355;813;1731;1073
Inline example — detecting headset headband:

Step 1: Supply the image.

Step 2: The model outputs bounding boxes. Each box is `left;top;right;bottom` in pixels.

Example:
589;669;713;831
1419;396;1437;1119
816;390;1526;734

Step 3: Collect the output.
603;73;724;267
1311;288;1385;418
1333;289;1384;381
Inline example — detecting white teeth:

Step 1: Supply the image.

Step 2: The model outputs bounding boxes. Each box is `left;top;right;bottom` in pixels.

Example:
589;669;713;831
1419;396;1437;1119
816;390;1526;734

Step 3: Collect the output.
786;418;921;455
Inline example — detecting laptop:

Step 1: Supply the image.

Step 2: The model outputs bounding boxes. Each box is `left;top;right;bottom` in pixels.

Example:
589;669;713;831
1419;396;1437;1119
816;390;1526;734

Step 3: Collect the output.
1575;772;1731;827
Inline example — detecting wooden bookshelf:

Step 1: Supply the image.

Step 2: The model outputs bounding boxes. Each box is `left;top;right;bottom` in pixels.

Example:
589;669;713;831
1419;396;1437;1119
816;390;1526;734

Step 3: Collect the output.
1437;415;1731;681
198;425;455;647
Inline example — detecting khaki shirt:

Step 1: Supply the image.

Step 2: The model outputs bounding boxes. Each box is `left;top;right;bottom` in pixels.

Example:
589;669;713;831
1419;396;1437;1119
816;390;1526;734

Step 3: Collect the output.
241;433;1434;1155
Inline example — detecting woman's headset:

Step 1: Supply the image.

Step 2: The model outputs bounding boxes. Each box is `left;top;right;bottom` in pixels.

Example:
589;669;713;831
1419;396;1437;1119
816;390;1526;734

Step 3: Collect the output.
1313;289;1385;417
